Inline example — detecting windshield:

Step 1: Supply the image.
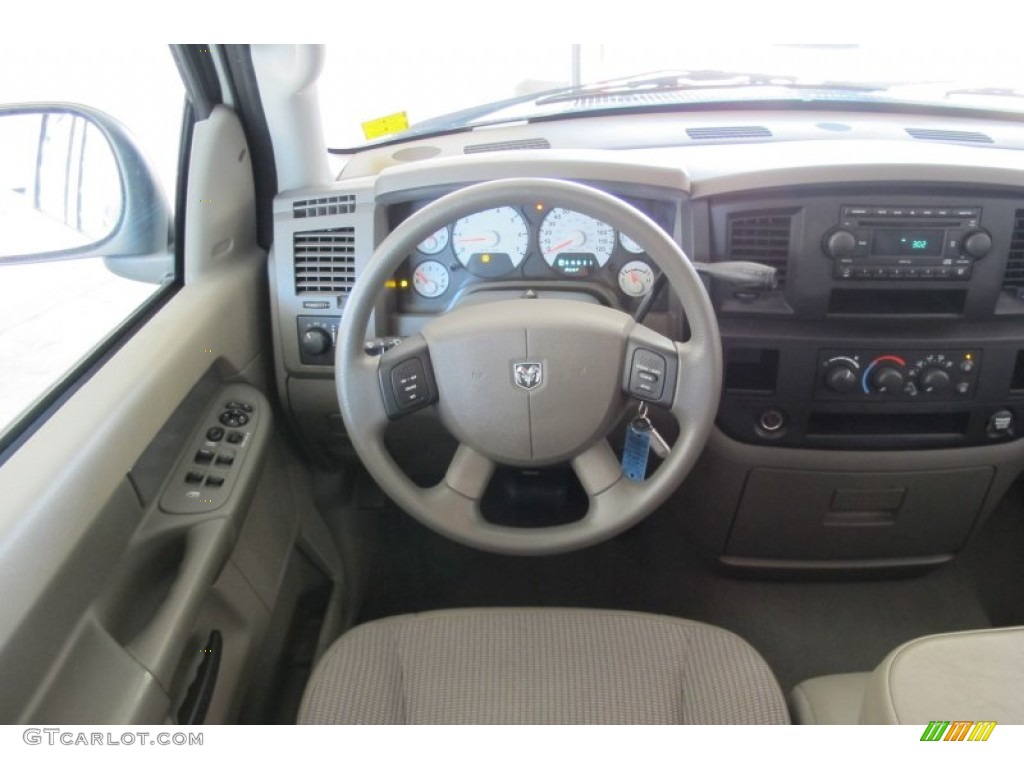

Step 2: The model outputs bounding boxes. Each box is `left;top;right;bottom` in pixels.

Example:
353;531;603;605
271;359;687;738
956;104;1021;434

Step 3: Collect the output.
319;45;1024;150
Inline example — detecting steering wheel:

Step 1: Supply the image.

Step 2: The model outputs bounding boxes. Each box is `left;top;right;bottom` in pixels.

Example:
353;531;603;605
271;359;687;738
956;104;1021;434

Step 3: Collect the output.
335;178;721;555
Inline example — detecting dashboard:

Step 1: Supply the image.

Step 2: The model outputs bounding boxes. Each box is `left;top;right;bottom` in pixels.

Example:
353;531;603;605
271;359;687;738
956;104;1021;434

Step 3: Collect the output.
268;108;1024;570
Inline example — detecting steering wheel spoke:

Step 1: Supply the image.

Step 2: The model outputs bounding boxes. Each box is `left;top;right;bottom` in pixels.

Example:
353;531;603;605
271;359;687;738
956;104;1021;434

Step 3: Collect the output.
443;443;495;502
671;339;716;423
571;439;623;497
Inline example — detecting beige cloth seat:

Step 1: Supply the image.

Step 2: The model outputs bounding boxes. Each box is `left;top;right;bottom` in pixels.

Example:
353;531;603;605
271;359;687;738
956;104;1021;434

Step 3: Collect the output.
299;608;789;724
791;626;1024;724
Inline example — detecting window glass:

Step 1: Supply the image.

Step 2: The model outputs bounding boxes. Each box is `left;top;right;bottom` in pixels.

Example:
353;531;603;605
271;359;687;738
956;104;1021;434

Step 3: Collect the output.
0;45;184;436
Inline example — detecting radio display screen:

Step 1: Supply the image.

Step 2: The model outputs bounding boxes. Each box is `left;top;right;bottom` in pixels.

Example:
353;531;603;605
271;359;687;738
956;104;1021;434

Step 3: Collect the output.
872;230;944;257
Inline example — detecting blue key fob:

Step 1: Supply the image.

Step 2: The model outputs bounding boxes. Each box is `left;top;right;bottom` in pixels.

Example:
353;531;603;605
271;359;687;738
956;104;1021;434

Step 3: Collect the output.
622;420;651;481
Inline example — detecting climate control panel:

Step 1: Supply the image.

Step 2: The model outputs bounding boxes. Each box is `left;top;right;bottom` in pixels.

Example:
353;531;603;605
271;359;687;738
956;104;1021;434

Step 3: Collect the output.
816;349;981;401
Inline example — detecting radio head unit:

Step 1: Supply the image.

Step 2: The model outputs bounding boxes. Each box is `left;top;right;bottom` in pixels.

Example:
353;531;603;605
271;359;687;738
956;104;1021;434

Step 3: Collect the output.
824;206;991;281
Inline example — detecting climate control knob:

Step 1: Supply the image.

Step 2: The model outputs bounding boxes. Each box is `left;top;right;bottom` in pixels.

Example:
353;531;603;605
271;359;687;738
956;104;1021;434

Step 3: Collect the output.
300;327;333;356
823;228;858;258
825;364;859;393
871;366;905;394
920;367;952;394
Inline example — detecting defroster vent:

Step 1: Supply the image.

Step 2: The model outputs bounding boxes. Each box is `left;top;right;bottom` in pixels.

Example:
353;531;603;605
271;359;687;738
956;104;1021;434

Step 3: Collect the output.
905;128;993;144
294;228;356;295
1002;209;1024;294
726;211;793;288
687;126;772;140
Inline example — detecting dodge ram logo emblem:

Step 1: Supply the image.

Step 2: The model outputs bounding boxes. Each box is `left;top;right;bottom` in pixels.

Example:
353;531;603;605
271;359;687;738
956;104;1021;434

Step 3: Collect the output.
513;362;543;391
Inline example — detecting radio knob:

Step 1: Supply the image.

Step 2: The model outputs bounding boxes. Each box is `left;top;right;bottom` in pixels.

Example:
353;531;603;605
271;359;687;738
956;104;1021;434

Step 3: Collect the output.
920;367;952;394
825;364;859;393
300;327;333;356
824;228;858;258
871;366;905;394
962;230;992;258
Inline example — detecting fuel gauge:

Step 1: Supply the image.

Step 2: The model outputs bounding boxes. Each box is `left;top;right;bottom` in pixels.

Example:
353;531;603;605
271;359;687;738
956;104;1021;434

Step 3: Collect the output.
618;260;655;297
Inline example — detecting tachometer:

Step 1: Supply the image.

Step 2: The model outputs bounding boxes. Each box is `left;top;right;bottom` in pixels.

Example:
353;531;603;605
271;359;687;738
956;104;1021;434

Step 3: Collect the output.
452;207;529;277
618;260;655;297
539;208;616;276
412;260;450;298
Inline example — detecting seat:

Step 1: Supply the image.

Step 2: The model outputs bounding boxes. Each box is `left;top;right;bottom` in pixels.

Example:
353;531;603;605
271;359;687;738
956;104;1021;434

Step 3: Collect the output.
298;608;789;724
790;626;1024;724
861;626;1024;724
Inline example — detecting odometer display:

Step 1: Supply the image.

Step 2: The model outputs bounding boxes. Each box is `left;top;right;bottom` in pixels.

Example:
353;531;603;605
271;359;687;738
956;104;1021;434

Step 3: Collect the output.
552;253;599;277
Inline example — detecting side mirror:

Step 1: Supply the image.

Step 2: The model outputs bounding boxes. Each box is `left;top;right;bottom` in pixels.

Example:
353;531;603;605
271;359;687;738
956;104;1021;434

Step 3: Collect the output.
0;103;173;284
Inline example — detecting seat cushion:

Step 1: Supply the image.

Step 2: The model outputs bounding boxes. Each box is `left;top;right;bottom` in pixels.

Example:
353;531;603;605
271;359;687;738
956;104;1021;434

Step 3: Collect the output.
861;626;1024;724
299;608;789;724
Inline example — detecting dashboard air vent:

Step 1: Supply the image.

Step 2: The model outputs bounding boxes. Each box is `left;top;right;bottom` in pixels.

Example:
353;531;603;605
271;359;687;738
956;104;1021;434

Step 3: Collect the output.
905;128;993;144
726;211;792;288
465;138;552;154
687;126;772;140
1002;209;1024;293
293;228;356;294
293;194;356;219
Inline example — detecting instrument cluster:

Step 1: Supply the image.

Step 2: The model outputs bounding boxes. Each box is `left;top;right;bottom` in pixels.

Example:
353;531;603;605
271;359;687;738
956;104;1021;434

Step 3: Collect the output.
391;194;677;311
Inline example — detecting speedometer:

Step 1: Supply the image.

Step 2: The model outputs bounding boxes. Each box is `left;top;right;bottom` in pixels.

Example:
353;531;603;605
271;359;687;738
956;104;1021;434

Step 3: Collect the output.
451;207;529;277
539;208;616;276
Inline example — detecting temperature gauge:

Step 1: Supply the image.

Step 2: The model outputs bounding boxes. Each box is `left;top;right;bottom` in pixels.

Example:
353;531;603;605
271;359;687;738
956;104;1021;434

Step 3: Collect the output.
618;260;655;297
412;260;450;298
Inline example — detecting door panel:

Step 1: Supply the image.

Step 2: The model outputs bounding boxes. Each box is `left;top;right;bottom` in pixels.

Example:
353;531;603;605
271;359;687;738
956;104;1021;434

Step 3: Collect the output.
0;106;311;724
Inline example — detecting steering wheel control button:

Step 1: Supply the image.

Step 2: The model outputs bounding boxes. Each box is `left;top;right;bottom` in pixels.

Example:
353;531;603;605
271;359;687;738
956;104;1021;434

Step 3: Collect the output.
378;340;439;418
629;349;667;401
392;359;429;410
205;426;224;442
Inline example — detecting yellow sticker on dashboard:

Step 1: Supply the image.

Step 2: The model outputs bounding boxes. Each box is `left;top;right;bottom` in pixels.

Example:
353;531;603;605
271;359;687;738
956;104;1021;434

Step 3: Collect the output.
361;111;410;140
